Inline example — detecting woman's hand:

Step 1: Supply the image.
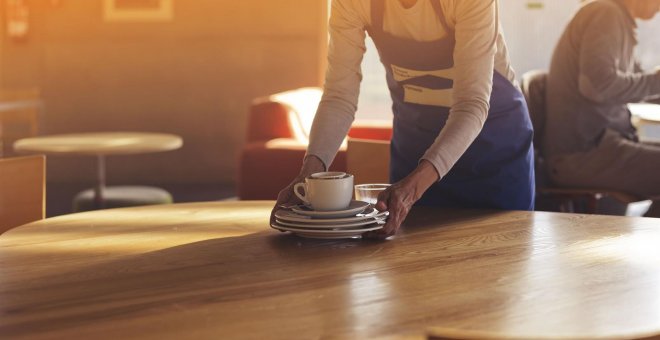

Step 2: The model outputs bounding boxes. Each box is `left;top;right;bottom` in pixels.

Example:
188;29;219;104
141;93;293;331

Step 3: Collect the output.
365;160;439;239
270;156;326;224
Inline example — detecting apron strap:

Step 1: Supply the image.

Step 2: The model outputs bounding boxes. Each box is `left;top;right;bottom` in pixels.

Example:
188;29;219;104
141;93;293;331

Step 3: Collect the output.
372;1;452;35
430;0;453;34
370;0;385;34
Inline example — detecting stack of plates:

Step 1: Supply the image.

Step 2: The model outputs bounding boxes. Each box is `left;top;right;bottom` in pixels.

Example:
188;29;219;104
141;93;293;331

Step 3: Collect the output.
272;200;388;239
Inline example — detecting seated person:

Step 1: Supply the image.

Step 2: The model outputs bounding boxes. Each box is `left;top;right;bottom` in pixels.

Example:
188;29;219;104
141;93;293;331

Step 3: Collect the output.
544;0;660;215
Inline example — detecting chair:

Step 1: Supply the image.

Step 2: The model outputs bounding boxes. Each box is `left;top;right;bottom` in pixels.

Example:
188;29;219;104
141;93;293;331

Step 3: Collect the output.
0;88;41;157
346;138;391;185
521;70;650;215
237;87;392;200
0;155;45;234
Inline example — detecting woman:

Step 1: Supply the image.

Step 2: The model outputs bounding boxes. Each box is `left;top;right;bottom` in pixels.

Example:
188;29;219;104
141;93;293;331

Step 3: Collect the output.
272;0;535;238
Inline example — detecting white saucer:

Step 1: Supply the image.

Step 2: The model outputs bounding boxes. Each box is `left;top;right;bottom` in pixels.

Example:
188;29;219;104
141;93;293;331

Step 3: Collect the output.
275;209;388;225
271;222;383;239
291;200;370;219
275;217;386;229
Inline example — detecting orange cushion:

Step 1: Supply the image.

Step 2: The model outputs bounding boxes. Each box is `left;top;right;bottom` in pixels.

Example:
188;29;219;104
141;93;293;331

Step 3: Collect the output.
237;140;347;200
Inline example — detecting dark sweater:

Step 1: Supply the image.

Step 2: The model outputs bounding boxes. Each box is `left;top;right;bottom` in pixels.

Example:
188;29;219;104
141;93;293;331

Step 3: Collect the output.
544;0;660;157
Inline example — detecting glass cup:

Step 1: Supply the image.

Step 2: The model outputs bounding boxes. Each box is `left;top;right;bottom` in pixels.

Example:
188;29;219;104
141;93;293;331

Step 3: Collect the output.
354;184;391;205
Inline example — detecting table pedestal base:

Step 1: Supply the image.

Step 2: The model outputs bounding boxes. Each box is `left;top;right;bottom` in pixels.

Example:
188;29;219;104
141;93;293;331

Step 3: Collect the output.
73;185;173;212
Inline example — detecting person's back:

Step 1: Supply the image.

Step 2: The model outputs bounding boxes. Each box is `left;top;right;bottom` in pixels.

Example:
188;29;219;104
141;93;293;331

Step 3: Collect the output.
544;0;643;158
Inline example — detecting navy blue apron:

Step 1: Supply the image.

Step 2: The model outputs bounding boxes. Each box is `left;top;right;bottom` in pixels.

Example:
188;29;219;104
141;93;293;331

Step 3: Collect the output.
366;0;535;210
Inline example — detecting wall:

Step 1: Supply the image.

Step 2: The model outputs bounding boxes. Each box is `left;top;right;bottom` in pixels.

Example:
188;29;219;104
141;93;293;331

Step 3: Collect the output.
499;0;580;76
0;0;326;185
0;5;3;84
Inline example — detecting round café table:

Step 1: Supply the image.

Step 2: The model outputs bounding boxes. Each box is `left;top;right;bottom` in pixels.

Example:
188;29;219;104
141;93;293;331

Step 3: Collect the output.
14;132;182;209
2;201;660;339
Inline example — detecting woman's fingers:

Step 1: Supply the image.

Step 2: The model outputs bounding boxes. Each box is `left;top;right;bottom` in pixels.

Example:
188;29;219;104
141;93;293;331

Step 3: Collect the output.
375;187;391;212
381;192;409;235
270;185;299;224
364;185;413;239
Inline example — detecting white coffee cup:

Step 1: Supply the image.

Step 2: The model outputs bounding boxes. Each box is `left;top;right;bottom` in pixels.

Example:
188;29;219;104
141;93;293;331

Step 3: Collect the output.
294;172;354;211
309;171;347;179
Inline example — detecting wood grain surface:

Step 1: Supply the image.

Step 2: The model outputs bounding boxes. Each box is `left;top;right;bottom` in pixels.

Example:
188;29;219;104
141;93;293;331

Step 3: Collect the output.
1;201;660;339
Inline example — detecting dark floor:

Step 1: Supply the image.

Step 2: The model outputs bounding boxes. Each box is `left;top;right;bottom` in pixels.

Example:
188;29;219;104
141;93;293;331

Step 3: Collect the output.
47;182;236;217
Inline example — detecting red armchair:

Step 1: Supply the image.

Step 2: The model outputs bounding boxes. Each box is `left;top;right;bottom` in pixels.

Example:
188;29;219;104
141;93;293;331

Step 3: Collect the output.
238;88;392;200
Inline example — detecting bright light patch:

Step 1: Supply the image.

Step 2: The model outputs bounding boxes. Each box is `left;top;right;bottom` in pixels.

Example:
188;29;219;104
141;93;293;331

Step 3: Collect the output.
2;203;270;255
271;88;323;143
572;233;660;266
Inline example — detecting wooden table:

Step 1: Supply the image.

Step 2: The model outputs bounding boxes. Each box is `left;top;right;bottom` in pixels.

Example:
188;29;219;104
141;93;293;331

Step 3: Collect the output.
13;132;182;208
2;201;660;339
629;103;660;144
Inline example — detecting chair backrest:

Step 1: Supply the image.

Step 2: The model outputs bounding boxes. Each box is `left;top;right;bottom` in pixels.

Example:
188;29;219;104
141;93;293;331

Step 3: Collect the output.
246;87;322;143
346;138;390;185
269;87;322;143
0;88;41;157
0;155;46;234
520;70;547;149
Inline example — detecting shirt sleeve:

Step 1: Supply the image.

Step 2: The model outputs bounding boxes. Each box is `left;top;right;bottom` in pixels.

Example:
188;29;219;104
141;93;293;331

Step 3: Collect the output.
305;0;366;170
639;64;660;102
577;7;660;104
421;0;497;179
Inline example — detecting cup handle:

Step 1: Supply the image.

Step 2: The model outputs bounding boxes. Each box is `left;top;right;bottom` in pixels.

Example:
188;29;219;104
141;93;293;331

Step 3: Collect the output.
293;182;310;205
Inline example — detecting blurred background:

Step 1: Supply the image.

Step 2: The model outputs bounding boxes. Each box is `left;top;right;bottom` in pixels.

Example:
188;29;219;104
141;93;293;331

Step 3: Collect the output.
1;0;658;216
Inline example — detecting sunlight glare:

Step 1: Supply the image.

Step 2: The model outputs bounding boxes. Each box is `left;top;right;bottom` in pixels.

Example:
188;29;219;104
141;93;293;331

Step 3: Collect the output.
570;233;660;266
3;203;270;254
271;88;323;143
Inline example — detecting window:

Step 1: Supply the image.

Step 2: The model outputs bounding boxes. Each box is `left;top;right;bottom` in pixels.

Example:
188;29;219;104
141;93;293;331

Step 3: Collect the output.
347;0;660;121
637;17;660;70
355;37;391;121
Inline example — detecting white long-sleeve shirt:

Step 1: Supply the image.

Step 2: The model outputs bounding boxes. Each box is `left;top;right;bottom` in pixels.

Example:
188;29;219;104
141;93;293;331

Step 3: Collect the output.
306;0;518;179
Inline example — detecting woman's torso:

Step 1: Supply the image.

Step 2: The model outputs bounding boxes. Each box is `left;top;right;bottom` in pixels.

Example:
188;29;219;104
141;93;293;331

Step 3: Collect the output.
347;0;518;86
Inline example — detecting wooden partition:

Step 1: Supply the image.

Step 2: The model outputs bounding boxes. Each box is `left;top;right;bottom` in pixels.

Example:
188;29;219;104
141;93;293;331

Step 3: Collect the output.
0;155;46;233
346;138;390;185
